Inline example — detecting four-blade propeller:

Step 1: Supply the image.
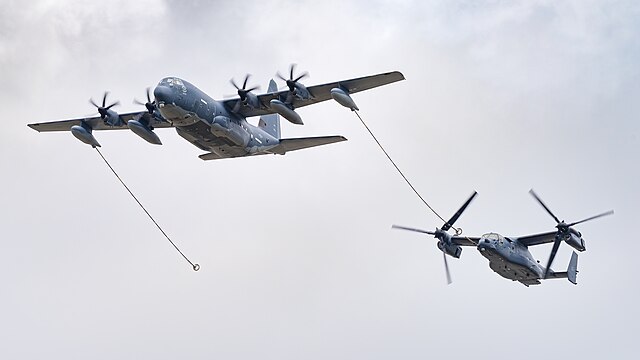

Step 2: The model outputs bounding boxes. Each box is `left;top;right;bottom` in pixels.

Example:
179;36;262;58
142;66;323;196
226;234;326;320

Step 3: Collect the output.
529;189;613;278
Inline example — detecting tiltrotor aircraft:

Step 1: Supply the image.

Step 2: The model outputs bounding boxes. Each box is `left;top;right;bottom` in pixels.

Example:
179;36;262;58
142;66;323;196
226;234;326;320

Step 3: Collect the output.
28;65;404;160
392;190;613;286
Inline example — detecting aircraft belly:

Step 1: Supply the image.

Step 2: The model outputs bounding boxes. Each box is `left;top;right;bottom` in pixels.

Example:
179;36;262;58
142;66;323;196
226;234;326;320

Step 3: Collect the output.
175;120;244;155
486;256;540;285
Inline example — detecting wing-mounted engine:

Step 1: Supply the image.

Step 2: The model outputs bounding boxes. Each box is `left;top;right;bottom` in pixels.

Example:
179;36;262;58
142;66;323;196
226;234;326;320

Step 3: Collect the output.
277;64;311;103
70;92;123;147
529;189;613;279
130;88;162;145
229;74;261;113
269;64;312;125
90;92;125;127
437;230;463;259
392;191;478;284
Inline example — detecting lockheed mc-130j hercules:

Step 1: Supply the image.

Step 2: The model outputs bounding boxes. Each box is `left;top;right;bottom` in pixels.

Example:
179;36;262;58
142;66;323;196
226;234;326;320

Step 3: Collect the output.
28;65;404;160
393;190;613;286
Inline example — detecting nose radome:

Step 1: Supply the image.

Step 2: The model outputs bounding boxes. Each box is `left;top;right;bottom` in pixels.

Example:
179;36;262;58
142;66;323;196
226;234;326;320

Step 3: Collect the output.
153;85;173;104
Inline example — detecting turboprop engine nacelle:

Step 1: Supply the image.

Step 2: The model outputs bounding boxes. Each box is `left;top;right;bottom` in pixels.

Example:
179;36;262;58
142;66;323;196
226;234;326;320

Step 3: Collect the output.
330;87;359;111
565;229;586;252
438;241;462;259
210;116;250;147
127;120;162;145
270;99;303;125
71;124;101;147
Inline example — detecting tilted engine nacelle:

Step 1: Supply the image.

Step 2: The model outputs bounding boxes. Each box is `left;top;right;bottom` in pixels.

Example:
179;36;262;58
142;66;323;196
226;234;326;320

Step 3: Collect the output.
210;116;250;147
270;99;303;125
330;87;359;111
127;119;162;145
565;229;586;252
71;123;101;147
438;241;462;259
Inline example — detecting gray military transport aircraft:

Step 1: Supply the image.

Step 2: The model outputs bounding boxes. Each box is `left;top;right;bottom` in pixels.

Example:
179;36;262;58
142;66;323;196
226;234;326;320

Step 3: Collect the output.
28;65;404;160
392;190;613;286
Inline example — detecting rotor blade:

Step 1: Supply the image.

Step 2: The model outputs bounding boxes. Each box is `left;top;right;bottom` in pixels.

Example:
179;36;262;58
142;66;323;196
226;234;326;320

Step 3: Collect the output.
442;191;478;231
242;74;250;89
276;72;287;82
289;64;296;80
567;210;614;227
246;85;260;92
146;87;151;103
102;92;109;107
89;98;99;108
391;225;436;235
293;72;308;83
543;237;562;279
529;189;561;224
133;99;145;106
230;78;240;90
443;251;452;285
105;101;120;110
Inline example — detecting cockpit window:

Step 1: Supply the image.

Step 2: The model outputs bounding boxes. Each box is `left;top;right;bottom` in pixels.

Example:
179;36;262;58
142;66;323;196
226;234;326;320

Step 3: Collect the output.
482;233;505;242
173;78;187;94
158;78;187;95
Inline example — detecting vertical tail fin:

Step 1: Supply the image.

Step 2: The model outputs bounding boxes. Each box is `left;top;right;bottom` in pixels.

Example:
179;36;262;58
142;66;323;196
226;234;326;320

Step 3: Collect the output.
258;79;281;139
567;251;578;285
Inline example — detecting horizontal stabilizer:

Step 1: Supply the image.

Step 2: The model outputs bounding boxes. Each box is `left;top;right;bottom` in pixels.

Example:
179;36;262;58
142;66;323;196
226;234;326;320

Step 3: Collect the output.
546;252;578;285
269;135;347;155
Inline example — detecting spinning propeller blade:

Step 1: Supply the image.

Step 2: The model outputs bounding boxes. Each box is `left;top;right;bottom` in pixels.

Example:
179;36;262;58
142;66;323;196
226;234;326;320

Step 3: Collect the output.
442;191;477;231
133;87;156;114
543;237;563;279
567;210;614;227
393;191;478;285
391;225;436;235
443;250;452;285
89;91;120;119
530;189;613;278
229;74;260;113
529;189;560;223
277;64;309;93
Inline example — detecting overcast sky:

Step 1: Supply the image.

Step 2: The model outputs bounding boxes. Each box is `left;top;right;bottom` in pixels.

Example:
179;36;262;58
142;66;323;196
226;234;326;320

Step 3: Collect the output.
1;1;639;359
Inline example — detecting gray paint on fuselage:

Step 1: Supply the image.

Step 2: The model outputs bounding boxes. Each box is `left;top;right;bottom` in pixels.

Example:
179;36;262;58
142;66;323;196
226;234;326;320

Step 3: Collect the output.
477;233;546;285
154;77;279;156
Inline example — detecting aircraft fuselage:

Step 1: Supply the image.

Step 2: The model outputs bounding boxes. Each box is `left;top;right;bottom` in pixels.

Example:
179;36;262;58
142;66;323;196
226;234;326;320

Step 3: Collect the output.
477;233;546;286
153;77;279;157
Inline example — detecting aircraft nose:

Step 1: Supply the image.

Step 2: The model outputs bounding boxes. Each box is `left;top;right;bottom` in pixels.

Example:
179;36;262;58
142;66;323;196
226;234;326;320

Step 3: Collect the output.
153;85;173;104
478;239;492;251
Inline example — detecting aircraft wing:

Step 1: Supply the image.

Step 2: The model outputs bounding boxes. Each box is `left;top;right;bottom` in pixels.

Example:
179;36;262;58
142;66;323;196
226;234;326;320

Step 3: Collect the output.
224;71;405;117
28;112;173;132
515;231;557;247
269;135;347;155
452;236;481;246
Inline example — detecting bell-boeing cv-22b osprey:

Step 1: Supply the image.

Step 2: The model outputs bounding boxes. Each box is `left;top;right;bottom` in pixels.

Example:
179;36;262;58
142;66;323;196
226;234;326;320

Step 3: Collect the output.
393;190;613;287
28;65;404;160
